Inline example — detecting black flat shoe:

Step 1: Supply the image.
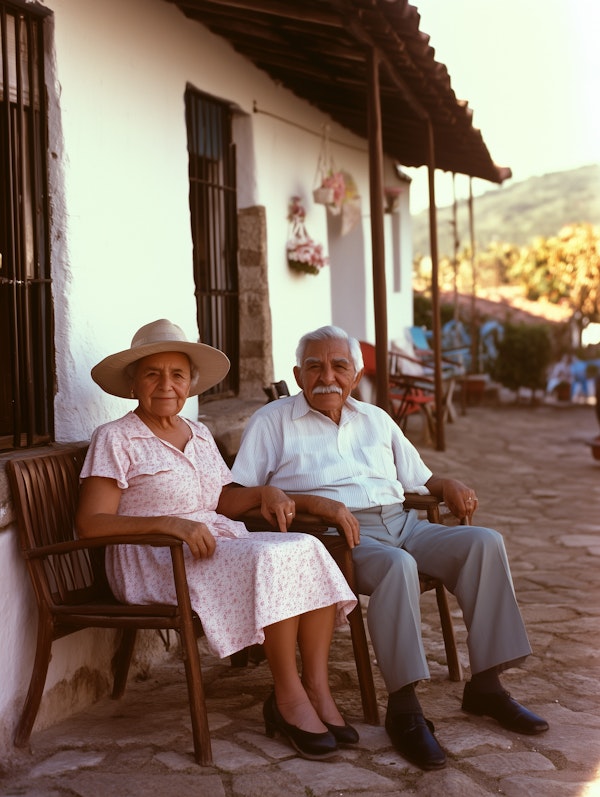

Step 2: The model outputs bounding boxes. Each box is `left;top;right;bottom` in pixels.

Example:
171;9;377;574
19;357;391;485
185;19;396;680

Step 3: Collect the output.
323;720;359;745
462;682;549;735
385;712;446;770
263;692;338;760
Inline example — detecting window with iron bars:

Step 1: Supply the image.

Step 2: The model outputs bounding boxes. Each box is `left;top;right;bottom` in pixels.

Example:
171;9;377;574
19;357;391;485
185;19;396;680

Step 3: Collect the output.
0;2;53;451
185;86;239;399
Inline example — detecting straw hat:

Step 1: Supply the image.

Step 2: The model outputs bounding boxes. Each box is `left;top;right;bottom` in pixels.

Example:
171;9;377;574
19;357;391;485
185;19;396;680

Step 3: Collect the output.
91;319;230;398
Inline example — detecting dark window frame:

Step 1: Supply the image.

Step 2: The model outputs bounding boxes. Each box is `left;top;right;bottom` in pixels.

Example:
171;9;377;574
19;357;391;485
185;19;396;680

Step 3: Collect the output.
0;1;53;451
185;85;239;400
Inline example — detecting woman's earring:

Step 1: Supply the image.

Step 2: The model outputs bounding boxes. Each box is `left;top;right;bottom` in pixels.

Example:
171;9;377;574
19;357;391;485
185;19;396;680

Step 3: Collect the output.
130;390;135;399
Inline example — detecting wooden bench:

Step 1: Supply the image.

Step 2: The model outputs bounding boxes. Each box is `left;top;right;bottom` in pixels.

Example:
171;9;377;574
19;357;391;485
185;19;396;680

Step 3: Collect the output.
7;443;463;763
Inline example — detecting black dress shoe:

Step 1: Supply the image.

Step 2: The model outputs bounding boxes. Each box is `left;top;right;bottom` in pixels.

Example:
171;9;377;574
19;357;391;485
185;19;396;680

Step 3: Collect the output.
263;692;338;760
323;720;359;745
462;682;549;735
385;712;446;770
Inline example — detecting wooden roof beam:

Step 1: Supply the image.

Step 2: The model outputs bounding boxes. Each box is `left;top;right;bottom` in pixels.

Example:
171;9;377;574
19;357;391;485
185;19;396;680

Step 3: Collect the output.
172;0;345;28
333;6;429;122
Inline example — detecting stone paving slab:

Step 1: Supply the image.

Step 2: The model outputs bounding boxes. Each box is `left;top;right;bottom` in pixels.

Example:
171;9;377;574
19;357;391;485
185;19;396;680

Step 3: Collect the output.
1;401;599;796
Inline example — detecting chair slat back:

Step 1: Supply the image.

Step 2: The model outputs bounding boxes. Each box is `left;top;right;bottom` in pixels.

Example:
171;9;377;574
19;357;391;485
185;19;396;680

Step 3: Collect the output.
409;326;431;352
359;341;376;377
7;445;100;607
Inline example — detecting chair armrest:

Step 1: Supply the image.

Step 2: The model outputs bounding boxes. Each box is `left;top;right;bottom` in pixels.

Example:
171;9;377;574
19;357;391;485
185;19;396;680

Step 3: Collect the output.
403;493;440;513
23;533;184;560
404;492;471;525
389;372;435;389
238;508;338;535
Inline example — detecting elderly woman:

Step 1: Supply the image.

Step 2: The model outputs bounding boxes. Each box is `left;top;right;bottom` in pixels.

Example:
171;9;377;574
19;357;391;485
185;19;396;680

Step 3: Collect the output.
75;319;358;760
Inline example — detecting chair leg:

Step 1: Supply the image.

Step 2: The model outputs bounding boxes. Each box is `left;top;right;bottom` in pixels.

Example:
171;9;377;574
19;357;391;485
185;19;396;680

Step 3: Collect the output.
14;613;54;747
434;582;463;682
421;404;436;443
171;546;212;766
111;629;137;699
444;379;457;423
337;546;380;725
347;601;380;725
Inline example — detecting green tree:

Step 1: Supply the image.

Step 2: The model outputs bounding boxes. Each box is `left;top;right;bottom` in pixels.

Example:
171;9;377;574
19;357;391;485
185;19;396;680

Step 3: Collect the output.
509;223;600;321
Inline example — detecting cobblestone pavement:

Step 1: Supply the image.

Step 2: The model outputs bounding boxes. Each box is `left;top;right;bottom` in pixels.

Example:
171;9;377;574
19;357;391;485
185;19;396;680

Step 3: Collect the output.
2;399;600;797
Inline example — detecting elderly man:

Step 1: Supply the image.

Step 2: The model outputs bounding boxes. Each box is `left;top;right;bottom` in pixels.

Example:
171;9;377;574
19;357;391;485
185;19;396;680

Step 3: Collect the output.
231;325;548;770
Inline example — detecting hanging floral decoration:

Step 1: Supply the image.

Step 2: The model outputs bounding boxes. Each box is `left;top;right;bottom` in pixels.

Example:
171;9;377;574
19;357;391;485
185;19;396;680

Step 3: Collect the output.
313;125;339;208
286;196;329;276
312;126;349;215
319;170;347;213
312;125;361;235
384;185;403;213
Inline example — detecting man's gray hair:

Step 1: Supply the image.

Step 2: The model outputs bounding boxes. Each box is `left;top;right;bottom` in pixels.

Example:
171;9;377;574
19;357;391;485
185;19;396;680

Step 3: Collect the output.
295;325;364;371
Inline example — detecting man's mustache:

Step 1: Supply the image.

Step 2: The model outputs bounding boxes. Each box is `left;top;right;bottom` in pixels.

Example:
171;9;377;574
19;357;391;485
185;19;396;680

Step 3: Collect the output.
312;385;343;395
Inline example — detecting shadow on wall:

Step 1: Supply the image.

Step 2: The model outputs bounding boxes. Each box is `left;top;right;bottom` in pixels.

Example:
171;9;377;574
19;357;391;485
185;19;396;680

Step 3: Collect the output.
327;209;367;340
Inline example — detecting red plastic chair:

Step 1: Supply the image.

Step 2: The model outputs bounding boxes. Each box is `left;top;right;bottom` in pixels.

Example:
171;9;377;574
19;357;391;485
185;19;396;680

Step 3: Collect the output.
359;341;436;437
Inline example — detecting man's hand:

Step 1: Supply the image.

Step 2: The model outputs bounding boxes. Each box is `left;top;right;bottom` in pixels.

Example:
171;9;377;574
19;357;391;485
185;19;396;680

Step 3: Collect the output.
426;476;478;522
325;502;361;549
293;495;360;548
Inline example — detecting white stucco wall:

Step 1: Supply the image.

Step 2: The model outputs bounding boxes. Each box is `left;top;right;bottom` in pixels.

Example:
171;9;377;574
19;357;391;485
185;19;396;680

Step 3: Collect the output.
0;0;415;760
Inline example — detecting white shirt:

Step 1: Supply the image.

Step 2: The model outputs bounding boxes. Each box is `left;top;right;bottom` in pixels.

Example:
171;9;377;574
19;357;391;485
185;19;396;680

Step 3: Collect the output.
231;392;432;511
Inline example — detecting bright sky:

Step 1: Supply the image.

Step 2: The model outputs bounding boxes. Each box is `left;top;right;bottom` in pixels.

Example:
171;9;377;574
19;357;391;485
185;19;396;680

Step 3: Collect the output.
407;0;600;212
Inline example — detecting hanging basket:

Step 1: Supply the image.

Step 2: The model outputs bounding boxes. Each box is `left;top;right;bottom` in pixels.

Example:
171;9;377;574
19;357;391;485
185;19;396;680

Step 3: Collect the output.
313;185;335;205
288;257;322;276
286;197;329;275
313;125;344;211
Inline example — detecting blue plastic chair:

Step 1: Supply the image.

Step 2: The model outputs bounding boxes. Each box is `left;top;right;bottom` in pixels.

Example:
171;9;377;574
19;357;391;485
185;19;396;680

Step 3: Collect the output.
408;326;468;376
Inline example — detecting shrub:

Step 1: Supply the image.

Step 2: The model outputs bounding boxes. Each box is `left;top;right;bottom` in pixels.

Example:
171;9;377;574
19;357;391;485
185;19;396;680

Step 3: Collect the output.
413;295;462;330
413;294;432;328
488;322;552;400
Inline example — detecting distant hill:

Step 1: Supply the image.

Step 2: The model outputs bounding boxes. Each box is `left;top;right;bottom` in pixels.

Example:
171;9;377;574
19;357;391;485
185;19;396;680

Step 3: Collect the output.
411;164;600;259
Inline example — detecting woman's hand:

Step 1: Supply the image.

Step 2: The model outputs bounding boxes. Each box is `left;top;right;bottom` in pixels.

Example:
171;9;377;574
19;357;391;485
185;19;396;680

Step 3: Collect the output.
162;516;216;560
260;486;296;532
76;476;217;559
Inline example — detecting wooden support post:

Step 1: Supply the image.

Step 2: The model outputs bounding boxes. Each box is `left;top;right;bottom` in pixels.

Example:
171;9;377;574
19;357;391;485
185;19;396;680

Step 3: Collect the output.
367;47;389;413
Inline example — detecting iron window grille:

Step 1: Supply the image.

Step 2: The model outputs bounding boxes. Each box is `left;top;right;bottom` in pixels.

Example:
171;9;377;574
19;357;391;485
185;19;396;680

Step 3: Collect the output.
185;86;239;399
0;1;52;451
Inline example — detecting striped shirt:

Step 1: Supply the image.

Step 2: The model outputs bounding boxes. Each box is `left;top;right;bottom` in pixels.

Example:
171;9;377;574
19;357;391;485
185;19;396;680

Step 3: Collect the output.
231;392;432;510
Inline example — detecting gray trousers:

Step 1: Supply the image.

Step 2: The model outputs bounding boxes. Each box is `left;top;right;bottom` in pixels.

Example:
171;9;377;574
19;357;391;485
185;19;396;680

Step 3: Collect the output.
350;506;532;693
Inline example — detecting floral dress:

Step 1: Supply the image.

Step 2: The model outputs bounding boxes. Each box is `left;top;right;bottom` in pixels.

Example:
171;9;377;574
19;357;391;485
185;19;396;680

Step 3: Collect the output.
79;412;356;658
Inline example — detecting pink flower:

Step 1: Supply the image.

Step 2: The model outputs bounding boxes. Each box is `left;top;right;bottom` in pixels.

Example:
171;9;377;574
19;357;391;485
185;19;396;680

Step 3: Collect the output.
322;171;346;209
287;196;329;274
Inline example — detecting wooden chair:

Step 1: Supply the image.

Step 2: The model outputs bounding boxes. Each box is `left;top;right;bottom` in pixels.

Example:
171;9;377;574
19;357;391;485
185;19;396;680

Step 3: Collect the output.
389;348;461;424
359;341;436;439
402;493;464;683
409;325;470;377
241;508;381;725
360;341;467;438
240;494;464;727
7;444;213;766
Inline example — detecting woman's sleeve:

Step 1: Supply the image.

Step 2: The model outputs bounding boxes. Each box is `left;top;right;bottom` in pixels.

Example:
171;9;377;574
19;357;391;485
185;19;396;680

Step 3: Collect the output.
80;423;131;489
